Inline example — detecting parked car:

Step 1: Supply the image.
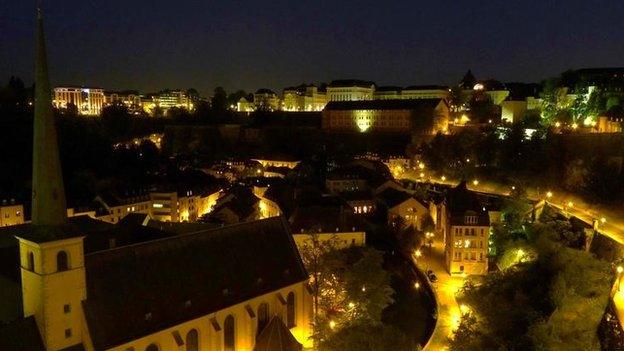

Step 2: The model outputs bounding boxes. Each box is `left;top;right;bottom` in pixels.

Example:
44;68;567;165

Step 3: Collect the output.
428;272;438;282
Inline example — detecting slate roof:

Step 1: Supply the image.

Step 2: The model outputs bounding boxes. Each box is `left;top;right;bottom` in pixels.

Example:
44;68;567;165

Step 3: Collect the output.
328;79;375;88
254;316;302;351
376;188;415;209
83;217;307;351
290;205;366;234
0;316;45;351
404;85;449;90
324;98;445;111
447;182;490;226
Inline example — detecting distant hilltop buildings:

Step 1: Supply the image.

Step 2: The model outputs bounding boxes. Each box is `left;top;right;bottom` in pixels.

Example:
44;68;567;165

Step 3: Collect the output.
53;87;196;116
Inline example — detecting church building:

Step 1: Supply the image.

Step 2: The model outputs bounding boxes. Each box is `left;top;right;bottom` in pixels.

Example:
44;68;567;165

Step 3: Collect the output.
0;10;313;351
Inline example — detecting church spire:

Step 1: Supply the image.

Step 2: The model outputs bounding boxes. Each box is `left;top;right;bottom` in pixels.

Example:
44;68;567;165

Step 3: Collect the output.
31;7;68;226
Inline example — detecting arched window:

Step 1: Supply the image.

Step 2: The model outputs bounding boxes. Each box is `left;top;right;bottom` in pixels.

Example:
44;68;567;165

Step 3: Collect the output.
186;329;199;351
146;344;159;351
27;252;35;271
224;315;235;351
56;251;69;272
287;292;296;328
257;303;269;335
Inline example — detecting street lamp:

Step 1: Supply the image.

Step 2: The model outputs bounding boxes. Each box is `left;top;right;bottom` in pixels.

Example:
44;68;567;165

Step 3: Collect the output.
441;175;447;182
601;217;607;224
472;179;479;186
546;191;553;199
414;282;420;289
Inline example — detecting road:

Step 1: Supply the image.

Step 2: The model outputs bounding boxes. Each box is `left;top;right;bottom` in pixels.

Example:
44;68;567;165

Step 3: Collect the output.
413;239;465;351
402;170;624;245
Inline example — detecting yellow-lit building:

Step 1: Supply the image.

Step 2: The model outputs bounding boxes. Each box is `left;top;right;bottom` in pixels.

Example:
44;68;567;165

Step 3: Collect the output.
443;182;490;275
374;85;450;101
501;100;528;123
104;91;143;113
95;188;223;224
53;87;105;115
326;80;375;102
289;206;367;251
143;90;194;115
237;97;255;112
282;85;327;111
0;13;313;351
376;188;429;230
322;99;449;134
254;89;280;111
0;200;24;227
252;158;301;169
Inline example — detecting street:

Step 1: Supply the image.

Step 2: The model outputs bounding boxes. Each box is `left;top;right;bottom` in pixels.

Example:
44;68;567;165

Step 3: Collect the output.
413;239;465;350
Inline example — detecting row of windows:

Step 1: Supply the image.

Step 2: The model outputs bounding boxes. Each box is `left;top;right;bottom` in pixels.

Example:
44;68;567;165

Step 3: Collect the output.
454;227;486;236
453;251;484;261
133;293;296;351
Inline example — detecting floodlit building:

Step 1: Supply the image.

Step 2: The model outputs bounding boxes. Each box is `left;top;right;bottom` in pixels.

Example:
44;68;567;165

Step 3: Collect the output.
0;12;314;351
326;79;375;101
322;98;449;134
0;199;24;227
289;205;367;250
402;85;450;100
254;89;280;111
596;106;624;133
53;86;105;115
443;182;491;275
143;90;194;115
104;90;143;113
282;85;328;111
376;188;429;230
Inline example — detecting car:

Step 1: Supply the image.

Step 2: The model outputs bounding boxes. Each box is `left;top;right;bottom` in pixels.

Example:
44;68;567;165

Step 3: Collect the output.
428;272;438;282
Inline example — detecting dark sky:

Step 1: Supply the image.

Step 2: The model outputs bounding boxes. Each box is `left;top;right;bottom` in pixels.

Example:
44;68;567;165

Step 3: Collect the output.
1;0;623;96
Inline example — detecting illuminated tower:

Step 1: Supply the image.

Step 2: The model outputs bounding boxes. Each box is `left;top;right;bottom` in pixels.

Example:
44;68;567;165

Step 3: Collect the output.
17;8;86;350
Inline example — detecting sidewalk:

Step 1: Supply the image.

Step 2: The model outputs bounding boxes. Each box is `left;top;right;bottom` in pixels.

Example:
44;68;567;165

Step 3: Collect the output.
414;239;466;350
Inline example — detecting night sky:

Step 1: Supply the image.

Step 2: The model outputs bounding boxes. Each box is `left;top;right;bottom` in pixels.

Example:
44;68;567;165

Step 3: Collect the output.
1;0;623;96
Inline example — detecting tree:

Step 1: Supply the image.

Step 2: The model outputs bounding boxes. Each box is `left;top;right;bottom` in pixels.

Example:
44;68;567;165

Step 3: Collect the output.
318;324;414;351
305;245;394;345
211;87;228;116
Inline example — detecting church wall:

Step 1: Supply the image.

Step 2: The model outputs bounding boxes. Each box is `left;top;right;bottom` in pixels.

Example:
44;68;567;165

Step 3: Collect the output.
102;281;313;351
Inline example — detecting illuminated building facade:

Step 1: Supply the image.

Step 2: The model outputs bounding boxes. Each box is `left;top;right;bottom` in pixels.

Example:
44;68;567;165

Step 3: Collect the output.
374;85;450;100
0;12;314;351
95;188;223;224
282;85;327;111
443;182;490;275
53;86;105;115
143;90;194;115
0;199;24;227
254;89;280;111
326;79;375;101
322;98;449;134
104;90;143;113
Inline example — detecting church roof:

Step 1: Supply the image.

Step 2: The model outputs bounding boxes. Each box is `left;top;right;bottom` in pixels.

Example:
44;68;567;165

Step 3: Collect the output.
82;217;308;351
254;316;303;351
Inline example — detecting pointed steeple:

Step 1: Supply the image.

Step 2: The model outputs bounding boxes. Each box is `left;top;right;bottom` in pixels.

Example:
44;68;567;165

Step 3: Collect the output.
31;7;68;226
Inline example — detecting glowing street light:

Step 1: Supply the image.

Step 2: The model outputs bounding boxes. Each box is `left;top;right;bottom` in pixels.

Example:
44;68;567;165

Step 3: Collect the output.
414;249;422;258
418;162;425;170
414;282;420;289
554;121;561;128
419;172;425;178
441;175;447;182
572;123;578;129
329;320;336;329
546;191;553;199
617;266;623;274
601;217;607;224
472;179;479;186
567;201;574;208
